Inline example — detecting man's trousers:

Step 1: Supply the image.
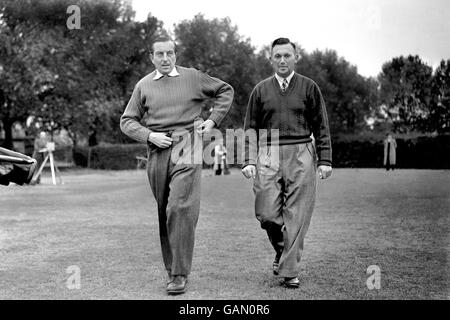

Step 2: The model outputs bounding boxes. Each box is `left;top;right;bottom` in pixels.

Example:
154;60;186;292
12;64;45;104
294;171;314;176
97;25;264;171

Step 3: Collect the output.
146;136;202;276
253;142;317;278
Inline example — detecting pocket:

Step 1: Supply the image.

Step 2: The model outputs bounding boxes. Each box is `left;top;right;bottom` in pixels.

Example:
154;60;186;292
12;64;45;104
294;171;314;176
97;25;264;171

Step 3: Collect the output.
147;143;158;159
305;143;318;166
257;146;279;175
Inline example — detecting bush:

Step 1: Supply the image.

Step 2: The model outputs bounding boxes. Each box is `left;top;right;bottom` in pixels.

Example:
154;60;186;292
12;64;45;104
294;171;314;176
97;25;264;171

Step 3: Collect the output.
333;134;450;169
73;143;147;170
72;135;450;170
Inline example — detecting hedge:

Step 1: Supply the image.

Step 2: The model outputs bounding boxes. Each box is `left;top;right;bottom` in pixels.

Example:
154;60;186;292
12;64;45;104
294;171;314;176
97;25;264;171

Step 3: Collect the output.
333;134;450;169
73;135;450;170
74;144;147;170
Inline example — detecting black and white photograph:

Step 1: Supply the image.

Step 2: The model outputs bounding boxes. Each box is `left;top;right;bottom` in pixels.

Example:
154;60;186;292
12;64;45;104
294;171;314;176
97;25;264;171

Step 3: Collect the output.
0;0;448;312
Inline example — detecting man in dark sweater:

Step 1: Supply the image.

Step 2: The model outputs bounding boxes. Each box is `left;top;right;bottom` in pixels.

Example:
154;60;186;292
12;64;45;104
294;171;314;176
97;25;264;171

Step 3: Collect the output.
120;36;234;295
242;37;332;288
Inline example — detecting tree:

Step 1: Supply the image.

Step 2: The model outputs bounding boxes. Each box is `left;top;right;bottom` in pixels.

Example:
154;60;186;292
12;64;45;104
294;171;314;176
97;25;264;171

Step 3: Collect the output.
429;59;450;133
295;49;375;134
0;0;163;147
0;1;41;148
378;55;433;133
174;14;259;128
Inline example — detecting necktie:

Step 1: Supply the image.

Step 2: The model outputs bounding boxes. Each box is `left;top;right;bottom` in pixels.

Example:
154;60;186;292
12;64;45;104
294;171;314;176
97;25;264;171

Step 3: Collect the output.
282;79;288;92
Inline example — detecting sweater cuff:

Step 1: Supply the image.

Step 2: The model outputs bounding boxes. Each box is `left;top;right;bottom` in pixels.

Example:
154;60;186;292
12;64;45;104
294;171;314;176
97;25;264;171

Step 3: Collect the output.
242;160;256;169
208;113;223;128
317;159;332;167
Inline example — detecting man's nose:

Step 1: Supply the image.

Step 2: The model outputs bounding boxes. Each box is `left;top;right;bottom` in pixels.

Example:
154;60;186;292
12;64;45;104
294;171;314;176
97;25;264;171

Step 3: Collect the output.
280;57;286;64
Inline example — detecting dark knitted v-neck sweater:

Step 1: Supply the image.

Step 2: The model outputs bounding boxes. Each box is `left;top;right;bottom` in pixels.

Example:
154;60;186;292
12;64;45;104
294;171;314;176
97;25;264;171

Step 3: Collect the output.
244;73;332;166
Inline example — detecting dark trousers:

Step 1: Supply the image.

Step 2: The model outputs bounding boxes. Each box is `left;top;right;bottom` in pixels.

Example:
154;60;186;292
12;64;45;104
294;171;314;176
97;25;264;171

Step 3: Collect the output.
146;138;202;276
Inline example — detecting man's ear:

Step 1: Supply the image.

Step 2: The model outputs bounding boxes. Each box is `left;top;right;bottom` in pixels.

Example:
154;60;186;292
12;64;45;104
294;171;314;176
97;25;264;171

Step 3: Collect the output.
295;53;300;63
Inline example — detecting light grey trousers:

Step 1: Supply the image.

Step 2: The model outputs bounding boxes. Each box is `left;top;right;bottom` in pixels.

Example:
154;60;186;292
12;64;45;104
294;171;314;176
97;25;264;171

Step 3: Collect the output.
253;143;317;278
146;135;202;276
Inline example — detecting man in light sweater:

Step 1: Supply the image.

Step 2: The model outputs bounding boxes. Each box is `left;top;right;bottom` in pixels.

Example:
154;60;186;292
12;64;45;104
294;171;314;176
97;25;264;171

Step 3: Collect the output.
120;36;234;295
242;38;332;288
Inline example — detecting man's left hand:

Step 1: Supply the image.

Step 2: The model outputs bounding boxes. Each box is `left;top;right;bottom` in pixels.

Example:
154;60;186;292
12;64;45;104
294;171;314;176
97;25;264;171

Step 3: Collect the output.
196;119;215;134
318;165;332;179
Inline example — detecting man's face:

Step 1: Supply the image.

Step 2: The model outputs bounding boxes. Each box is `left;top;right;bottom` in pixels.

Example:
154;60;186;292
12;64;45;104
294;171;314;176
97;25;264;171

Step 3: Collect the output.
270;43;298;77
151;41;177;75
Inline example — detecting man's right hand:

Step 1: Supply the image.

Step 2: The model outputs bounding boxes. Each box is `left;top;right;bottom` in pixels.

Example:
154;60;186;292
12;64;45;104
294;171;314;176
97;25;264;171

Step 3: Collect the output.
241;165;256;179
148;132;173;148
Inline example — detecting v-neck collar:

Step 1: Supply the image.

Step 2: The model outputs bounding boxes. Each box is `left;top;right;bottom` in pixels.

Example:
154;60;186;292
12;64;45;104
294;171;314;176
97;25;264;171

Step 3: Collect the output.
272;73;296;95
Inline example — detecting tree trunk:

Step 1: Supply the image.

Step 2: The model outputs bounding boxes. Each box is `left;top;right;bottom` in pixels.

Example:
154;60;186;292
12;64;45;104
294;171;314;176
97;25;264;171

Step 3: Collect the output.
1;117;14;150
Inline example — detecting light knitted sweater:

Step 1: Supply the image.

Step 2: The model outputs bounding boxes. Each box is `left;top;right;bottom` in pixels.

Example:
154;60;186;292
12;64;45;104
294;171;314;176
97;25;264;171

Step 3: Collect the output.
120;66;234;144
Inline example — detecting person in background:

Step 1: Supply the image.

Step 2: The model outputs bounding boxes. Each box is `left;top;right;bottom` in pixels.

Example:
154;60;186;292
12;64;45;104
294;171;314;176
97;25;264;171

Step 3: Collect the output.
213;140;226;175
383;132;397;171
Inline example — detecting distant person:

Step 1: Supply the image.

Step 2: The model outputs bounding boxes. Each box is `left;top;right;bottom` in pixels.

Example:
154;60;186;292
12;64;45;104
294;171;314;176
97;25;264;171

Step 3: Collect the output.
242;37;332;288
120;36;233;295
213;141;226;175
31;131;48;184
88;126;98;147
383;132;397;171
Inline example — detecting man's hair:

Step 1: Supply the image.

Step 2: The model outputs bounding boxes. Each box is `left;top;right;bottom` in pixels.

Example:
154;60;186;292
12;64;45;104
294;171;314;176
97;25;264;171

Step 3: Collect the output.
271;37;296;52
150;36;177;54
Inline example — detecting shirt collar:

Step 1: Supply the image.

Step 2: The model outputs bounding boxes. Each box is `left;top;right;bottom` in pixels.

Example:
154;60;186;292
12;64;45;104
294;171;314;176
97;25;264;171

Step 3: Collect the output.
275;71;295;87
153;67;180;80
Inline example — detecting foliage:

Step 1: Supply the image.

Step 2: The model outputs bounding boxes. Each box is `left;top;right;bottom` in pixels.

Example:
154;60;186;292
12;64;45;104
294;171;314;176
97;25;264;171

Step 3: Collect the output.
378;55;433;132
174;14;260;128
73;143;147;169
1;2;449;149
297;49;378;134
333;134;450;169
429;59;450;133
0;0;162;147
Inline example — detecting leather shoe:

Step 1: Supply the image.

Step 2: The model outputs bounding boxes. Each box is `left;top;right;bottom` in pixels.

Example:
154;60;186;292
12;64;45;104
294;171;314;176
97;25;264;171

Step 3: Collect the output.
167;273;174;285
283;277;300;288
167;275;187;295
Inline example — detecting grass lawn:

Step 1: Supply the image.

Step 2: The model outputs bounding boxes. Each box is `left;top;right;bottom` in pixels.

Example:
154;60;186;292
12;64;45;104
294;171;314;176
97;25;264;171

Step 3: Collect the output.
0;168;448;300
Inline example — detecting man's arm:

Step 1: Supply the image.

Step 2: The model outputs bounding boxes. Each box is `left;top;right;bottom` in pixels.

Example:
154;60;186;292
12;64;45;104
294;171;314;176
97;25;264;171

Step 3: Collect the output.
241;86;260;179
306;82;332;179
120;84;173;148
120;84;153;144
307;82;332;167
198;72;234;127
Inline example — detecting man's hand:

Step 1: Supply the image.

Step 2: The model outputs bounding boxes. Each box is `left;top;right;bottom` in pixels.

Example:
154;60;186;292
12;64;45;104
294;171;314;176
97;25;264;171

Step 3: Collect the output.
196;119;215;134
148;132;173;148
318;165;332;179
242;165;256;179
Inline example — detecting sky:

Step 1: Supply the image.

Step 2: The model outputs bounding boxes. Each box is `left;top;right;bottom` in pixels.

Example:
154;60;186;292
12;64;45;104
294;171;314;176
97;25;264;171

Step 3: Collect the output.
131;0;450;78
